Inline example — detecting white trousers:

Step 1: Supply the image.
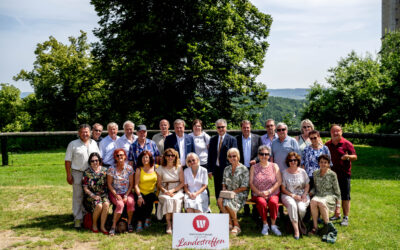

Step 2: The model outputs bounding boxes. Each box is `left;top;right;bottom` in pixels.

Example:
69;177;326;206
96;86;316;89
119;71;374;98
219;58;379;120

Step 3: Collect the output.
281;194;310;223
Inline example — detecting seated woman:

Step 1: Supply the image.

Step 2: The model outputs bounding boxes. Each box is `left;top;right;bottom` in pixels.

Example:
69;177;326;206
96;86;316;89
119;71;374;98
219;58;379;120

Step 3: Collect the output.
183;153;208;213
217;148;249;236
134;150;158;232
107;149;135;235
309;154;341;235
301;130;331;190
250;145;282;236
281;152;310;240
156;148;184;234
82;152;110;234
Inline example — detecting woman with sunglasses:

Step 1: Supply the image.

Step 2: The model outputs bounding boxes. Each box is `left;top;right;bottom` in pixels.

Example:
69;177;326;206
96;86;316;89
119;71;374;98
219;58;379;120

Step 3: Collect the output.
217;148;249;236
156;148;184;234
82;152;110;234
134;150;158;232
250;145;282;236
183;153;209;213
295;119;315;156
281;152;310;239
301;130;331;190
107;148;135;235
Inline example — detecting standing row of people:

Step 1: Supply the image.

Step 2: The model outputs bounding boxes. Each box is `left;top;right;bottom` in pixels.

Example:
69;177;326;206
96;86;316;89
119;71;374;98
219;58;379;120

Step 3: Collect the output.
65;119;356;237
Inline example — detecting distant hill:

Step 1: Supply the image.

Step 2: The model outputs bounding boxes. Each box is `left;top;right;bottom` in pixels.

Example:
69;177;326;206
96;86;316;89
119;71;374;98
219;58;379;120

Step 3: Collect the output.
21;92;33;98
267;88;309;100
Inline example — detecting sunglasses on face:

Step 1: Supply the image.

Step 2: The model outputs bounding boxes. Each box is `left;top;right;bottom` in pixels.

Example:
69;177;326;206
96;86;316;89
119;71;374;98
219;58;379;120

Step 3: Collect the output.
90;159;99;163
217;126;226;129
288;159;297;163
165;154;175;158
116;154;125;157
266;125;274;128
94;129;102;132
228;155;237;158
259;153;270;156
277;128;286;132
188;159;196;163
303;126;311;129
310;137;318;140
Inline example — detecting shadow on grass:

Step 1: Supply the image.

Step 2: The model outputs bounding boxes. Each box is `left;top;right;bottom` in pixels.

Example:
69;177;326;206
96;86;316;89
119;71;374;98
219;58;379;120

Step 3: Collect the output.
11;214;76;231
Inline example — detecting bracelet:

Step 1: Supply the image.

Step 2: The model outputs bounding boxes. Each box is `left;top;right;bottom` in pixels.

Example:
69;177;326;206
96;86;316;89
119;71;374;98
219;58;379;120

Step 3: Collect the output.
138;195;143;198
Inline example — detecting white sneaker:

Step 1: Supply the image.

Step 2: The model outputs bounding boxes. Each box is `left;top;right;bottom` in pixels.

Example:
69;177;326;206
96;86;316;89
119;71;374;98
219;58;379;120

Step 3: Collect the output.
261;224;269;235
271;225;282;236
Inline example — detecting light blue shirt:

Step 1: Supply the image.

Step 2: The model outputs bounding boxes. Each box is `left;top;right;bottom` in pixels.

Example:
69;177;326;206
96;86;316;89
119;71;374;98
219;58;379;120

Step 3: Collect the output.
242;135;251;168
271;136;300;172
99;135;120;165
115;134;138;156
261;133;278;148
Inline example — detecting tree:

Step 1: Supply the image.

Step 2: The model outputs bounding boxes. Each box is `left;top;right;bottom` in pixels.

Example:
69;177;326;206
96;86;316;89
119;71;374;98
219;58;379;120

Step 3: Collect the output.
302;51;388;130
0;83;31;132
91;0;272;128
14;31;106;131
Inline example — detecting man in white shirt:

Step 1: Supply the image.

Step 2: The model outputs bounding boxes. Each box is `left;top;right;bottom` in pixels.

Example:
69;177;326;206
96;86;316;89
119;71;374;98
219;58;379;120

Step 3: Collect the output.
99;122;120;167
115;120;137;157
65;124;100;228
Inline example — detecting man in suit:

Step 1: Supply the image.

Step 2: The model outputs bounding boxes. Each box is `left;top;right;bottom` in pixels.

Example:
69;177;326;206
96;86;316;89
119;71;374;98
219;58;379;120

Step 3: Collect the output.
236;120;261;215
207;119;238;200
164;119;195;167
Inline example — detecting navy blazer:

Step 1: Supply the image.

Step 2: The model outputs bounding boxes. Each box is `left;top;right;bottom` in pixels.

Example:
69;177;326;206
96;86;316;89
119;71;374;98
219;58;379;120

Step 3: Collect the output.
207;133;238;175
236;133;261;167
164;133;195;162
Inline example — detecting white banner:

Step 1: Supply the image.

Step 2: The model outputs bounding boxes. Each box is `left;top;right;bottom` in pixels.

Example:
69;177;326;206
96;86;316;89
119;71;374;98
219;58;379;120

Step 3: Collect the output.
172;213;229;249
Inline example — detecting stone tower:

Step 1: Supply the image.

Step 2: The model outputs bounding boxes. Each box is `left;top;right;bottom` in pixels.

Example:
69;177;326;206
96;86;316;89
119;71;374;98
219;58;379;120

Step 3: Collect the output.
382;0;400;37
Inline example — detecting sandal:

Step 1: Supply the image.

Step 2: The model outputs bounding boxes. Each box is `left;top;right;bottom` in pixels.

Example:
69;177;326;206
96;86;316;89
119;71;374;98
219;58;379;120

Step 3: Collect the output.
128;224;134;233
308;227;317;236
166;225;172;234
109;228;116;236
144;218;151;229
230;226;241;236
136;222;143;232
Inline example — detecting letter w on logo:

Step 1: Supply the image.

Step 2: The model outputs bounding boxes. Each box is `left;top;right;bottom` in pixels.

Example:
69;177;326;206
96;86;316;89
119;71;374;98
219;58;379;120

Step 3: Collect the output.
196;220;206;228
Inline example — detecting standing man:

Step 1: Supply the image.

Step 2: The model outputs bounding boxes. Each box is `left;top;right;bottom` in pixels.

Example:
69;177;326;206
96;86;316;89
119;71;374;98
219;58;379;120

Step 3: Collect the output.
99;122;120;168
261;119;278;148
152;119;172;155
92;123;104;146
236;120;261;215
164;119;195;168
271;122;300;172
128;125;160;167
65;124;100;228
326;124;357;226
207;119;238;200
116;120;137;156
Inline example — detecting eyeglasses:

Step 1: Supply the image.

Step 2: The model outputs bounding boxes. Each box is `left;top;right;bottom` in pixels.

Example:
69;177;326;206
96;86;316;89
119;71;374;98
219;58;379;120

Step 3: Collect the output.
277;128;286;132
94;129;102;132
259;153;270;156
165;154;175;158
310;137;318;140
116;154;125;157
227;155;237;158
266;125;274;128
288;159;297;163
188;159;196;163
303;126;311;129
217;126;226;129
90;159;99;163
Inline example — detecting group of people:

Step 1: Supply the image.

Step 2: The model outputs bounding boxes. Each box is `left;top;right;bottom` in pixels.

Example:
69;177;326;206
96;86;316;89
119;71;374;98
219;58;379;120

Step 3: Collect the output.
65;118;357;239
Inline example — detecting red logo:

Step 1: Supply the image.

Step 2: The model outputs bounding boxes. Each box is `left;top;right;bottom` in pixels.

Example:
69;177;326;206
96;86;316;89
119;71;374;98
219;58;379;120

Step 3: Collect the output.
192;215;209;232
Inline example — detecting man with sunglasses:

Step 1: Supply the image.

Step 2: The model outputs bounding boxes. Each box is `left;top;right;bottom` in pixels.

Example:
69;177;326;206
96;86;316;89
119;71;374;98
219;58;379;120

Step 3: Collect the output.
207;119;238;200
65;124;100;228
91;123;103;146
261;119;278;149
270;122;300;172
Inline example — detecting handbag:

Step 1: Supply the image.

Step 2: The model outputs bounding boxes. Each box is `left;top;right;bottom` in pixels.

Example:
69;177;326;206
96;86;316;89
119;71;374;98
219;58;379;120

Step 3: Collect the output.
219;190;236;199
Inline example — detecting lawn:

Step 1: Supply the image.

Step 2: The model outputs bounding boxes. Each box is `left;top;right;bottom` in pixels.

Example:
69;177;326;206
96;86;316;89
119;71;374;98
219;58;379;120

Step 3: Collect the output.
0;145;399;249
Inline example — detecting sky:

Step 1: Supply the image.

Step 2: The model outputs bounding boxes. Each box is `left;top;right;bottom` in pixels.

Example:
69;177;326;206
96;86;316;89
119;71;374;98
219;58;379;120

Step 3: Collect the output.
0;0;381;92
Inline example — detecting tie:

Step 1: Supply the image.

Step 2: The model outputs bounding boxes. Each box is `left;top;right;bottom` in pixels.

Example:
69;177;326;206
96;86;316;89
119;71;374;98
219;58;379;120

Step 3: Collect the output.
217;136;223;166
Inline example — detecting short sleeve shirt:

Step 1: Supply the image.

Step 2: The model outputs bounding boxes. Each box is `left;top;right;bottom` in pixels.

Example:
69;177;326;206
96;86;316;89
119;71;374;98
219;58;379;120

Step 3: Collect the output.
107;164;134;194
184;166;208;193
128;139;160;167
271;136;300;172
326;137;356;177
65;139;100;172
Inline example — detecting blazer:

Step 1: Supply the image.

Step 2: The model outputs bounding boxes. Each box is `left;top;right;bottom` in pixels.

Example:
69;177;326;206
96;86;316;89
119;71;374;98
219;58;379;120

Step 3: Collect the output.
207;133;238;175
236;133;261;167
164;133;195;161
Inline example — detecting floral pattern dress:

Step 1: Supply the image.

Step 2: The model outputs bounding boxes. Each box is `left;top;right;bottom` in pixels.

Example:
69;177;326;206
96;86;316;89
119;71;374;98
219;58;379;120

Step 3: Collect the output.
301;145;331;177
222;163;249;213
310;169;341;212
82;166;109;212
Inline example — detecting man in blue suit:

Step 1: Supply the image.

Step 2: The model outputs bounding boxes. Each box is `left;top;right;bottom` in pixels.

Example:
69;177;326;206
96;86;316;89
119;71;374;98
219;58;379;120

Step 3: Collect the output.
207;119;238;200
164;119;195;168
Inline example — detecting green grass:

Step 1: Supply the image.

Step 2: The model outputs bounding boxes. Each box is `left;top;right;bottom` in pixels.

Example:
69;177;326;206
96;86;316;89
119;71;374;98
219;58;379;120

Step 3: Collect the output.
0;146;399;249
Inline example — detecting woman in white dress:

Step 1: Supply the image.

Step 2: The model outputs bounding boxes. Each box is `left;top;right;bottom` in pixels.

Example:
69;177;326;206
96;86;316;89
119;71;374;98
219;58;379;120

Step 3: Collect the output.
156;148;184;234
183;153;208;213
